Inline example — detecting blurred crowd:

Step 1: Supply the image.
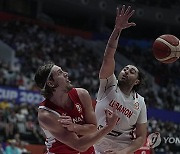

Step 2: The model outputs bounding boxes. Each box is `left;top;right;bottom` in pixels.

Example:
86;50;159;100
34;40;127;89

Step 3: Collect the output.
0;102;44;154
0;20;179;153
120;0;180;9
0;21;99;96
0;21;179;111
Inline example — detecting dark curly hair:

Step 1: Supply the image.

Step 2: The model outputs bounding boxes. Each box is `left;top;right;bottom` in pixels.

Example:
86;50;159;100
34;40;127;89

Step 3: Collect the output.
132;68;146;92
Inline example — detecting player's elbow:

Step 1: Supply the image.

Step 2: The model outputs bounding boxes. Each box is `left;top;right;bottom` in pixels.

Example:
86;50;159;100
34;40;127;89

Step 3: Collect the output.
73;140;93;152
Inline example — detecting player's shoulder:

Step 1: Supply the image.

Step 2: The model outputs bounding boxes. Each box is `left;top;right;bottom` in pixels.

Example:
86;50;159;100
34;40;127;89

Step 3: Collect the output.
136;93;144;100
38;109;55;124
38;108;65;133
75;88;92;107
76;88;90;103
75;88;90;98
136;93;145;105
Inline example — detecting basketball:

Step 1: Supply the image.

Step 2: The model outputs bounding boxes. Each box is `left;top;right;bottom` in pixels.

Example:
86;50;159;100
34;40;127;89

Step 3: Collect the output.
152;34;180;63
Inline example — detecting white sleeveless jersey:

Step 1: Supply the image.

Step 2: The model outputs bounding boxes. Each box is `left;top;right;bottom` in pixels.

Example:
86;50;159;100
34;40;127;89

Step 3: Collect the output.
94;74;147;152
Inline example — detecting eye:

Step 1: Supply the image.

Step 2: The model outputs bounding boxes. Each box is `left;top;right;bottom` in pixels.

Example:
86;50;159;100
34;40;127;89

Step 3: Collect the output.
130;69;135;74
58;70;63;75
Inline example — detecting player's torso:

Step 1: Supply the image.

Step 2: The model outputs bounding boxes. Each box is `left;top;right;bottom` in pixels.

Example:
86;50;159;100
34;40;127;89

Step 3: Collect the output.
95;87;143;141
39;88;94;154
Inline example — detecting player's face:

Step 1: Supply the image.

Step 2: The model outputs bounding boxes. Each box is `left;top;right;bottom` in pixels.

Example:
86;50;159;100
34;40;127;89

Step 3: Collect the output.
48;65;73;92
118;65;139;87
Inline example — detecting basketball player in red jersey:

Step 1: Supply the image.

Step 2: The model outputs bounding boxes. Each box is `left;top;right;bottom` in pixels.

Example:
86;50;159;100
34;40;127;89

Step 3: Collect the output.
94;5;148;154
34;62;118;154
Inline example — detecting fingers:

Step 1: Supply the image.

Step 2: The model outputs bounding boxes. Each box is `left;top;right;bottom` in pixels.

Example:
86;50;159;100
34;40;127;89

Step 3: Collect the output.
61;124;70;127
105;108;108;117
59;115;72;119
121;5;125;15
112;102;117;113
129;22;136;26
59;120;72;124
126;22;136;29
128;9;135;18
116;5;136;29
105;108;113;115
112;103;118;118
105;103;117;116
120;5;134;17
124;6;131;15
58;119;72;126
58;116;72;121
116;7;119;16
58;116;73;125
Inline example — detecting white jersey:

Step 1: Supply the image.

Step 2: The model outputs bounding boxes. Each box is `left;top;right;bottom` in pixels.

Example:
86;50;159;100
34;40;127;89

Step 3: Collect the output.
94;74;147;153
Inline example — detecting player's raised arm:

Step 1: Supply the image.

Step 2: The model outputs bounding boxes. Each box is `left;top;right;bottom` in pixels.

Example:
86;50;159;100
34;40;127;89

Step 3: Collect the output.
99;5;136;79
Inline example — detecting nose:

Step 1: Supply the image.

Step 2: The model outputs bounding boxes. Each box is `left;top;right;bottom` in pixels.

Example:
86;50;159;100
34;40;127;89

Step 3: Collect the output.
64;71;68;77
124;70;129;75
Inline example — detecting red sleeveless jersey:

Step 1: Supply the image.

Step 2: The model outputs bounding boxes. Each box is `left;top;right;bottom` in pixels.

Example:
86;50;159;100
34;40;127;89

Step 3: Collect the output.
39;88;95;154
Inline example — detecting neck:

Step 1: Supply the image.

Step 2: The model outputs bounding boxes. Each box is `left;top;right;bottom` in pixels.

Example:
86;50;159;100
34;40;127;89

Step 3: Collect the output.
50;90;71;109
119;84;133;96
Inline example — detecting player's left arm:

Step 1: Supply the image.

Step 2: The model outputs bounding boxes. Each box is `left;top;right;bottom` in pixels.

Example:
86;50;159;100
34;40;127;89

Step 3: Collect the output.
105;122;147;154
122;122;147;154
123;101;148;153
75;88;97;135
59;88;97;135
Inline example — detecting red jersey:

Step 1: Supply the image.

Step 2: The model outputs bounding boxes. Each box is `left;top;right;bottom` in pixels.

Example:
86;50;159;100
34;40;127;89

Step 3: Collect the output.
38;88;95;154
135;147;151;154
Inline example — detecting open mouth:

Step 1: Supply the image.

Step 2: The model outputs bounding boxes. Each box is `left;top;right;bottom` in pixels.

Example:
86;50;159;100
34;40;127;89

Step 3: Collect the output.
122;75;128;79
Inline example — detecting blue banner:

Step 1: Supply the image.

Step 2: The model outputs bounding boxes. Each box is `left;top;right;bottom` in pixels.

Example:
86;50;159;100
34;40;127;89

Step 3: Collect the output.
147;108;180;124
0;86;44;104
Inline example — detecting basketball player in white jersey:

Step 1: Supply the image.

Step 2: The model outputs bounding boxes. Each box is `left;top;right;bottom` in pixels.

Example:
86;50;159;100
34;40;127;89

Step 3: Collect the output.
94;5;147;154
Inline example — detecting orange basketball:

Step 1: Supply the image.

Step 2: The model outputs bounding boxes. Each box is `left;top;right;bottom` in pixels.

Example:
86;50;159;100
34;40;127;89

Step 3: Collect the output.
152;34;180;63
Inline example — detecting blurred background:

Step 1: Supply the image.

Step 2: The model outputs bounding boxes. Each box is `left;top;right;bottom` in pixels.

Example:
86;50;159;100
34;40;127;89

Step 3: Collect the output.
0;0;180;153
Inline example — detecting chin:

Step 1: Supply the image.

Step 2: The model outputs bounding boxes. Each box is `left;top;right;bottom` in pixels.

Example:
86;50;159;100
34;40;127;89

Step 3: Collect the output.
118;80;126;85
119;78;126;82
67;84;74;91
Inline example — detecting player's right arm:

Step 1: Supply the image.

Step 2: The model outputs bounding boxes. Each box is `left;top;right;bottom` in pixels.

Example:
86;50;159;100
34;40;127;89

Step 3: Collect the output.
99;5;135;79
38;108;118;152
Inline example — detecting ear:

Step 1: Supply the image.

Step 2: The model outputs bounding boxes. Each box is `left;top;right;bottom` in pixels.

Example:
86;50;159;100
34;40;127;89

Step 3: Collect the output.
134;79;140;85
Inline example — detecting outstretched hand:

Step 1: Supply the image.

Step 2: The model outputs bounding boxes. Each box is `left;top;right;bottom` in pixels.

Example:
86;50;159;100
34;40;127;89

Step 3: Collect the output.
105;103;119;128
115;5;136;31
